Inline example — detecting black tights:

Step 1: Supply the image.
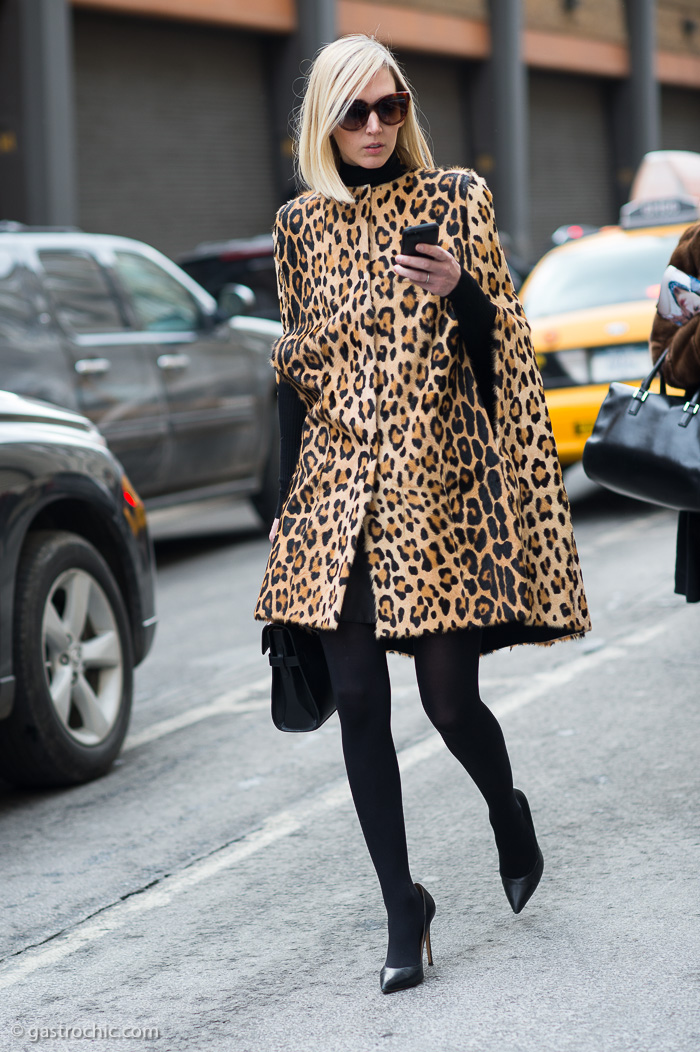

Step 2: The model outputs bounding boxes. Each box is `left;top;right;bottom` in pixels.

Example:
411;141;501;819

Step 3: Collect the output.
319;621;537;967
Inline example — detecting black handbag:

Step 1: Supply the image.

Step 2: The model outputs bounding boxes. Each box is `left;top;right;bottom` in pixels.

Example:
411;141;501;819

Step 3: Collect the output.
261;623;336;732
582;348;700;511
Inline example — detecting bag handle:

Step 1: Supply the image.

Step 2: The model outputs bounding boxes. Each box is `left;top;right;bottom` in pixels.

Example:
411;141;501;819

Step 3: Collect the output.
627;347;700;423
262;624;303;668
628;348;669;416
639;347;669;394
680;388;700;428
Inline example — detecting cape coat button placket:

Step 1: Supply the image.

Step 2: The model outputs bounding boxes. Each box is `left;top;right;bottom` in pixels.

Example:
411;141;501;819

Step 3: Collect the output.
354;187;380;494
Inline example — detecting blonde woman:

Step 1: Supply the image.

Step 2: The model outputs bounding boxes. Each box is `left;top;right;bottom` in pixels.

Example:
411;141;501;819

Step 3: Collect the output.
256;34;590;993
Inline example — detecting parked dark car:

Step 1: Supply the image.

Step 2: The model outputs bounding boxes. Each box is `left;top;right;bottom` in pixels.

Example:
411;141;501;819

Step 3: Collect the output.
0;389;156;788
177;234;279;321
0;225;280;525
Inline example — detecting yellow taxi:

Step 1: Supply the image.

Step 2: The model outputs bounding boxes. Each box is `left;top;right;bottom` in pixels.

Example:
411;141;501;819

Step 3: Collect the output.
520;202;697;466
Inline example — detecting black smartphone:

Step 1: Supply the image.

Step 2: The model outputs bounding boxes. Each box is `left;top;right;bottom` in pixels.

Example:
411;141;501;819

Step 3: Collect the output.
400;222;439;257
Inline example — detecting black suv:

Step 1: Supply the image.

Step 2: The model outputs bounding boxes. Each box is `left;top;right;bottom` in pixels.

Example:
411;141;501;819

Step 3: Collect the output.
0;390;156;789
0;225;280;525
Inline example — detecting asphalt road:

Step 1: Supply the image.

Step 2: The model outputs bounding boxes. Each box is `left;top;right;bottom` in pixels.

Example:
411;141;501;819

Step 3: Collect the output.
1;481;699;1052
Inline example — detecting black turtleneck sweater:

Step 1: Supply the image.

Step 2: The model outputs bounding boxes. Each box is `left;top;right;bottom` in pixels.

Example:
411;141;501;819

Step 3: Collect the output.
274;154;497;518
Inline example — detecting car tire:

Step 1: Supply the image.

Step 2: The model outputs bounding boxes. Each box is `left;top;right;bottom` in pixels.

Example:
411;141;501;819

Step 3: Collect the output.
251;401;280;529
0;530;134;789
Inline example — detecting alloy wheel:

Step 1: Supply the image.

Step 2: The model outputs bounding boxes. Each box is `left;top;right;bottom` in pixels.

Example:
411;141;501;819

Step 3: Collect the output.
41;569;124;746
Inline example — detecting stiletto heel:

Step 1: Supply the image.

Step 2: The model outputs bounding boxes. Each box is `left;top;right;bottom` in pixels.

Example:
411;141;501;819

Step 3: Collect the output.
500;788;544;914
379;883;436;994
424;921;433;967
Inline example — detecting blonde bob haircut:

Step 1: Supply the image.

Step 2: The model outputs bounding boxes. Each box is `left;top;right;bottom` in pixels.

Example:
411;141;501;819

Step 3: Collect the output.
296;34;434;205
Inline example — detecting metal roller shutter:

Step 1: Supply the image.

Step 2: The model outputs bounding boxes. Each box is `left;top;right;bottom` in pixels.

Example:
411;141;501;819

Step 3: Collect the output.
661;86;700;151
73;12;277;258
399;52;469;169
528;71;616;259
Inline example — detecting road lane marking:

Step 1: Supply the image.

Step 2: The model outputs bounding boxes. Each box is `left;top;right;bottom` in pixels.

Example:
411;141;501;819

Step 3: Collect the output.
0;612;684;989
124;616;673;753
125;609;672;753
490;621;667;719
124;677;271;750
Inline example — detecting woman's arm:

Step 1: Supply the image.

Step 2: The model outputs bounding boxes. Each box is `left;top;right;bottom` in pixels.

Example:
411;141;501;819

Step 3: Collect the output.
275;380;307;520
448;269;497;357
650;314;700;388
448;270;497;424
269;382;307;543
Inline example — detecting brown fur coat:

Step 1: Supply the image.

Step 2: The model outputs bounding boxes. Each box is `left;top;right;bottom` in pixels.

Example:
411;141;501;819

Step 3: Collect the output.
650;221;700;387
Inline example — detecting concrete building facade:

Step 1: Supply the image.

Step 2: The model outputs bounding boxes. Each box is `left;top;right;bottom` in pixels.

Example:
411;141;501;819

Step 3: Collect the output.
1;0;699;260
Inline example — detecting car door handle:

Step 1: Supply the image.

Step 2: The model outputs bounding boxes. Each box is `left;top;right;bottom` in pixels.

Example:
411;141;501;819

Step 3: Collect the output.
157;353;191;371
75;358;111;376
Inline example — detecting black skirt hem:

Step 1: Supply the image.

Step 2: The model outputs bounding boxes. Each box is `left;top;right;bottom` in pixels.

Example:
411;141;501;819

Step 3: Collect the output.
337;537;584;653
338;533;376;624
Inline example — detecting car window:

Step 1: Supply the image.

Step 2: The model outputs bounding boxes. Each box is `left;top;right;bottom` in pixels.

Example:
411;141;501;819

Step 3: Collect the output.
113;251;199;332
39;249;126;333
0;249;37;343
522;231;682;319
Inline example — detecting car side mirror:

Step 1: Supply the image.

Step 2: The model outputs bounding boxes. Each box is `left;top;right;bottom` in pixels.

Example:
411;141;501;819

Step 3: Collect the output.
215;283;257;322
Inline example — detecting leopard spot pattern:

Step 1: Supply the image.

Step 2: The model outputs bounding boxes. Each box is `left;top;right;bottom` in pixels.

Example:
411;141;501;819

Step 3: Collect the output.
255;169;590;652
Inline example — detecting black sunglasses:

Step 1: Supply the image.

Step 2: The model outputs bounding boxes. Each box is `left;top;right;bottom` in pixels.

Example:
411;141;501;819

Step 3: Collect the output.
337;91;411;132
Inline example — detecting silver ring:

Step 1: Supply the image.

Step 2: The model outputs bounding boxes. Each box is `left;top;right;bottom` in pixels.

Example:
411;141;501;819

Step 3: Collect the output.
426;272;430;284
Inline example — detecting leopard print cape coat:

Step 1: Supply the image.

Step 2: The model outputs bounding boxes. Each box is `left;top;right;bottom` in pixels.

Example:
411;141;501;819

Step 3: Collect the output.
255;168;591;654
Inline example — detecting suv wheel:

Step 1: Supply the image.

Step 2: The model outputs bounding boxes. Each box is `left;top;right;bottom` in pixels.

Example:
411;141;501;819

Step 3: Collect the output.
0;531;133;789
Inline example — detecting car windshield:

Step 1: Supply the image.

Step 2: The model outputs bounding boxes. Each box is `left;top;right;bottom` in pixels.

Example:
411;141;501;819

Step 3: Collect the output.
522;231;683;319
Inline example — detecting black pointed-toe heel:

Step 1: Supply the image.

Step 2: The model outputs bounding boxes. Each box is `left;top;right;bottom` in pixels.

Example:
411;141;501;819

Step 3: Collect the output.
379;883;436;994
500;789;544;915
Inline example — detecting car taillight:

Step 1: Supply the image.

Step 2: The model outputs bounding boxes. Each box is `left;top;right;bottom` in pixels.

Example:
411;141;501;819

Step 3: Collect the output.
121;475;147;537
121;475;143;509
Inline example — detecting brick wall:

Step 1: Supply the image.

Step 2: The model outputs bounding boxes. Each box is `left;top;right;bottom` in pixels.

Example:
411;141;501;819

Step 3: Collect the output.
657;0;700;55
343;0;487;18
377;0;700;64
524;0;627;44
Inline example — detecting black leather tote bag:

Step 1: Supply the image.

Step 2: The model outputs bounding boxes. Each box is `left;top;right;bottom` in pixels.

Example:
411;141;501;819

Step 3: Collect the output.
261;624;336;732
583;348;700;511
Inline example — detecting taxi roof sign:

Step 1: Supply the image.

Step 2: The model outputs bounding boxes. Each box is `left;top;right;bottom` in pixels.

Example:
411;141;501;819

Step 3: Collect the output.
631;150;700;203
619;195;699;229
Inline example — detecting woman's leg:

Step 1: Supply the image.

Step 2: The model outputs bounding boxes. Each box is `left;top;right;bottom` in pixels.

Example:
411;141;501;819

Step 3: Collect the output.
319;621;424;967
413;628;538;878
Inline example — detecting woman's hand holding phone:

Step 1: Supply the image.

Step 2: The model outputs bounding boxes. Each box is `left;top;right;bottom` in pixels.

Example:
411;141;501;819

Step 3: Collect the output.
394;223;461;296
